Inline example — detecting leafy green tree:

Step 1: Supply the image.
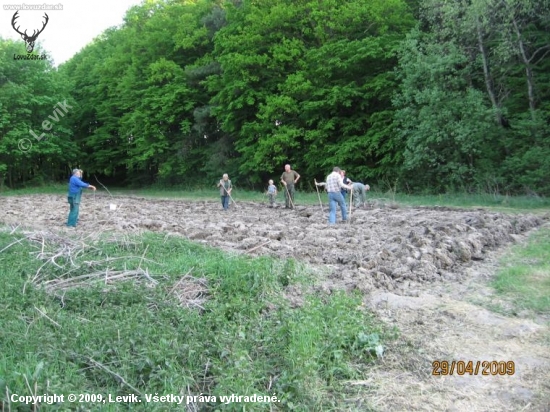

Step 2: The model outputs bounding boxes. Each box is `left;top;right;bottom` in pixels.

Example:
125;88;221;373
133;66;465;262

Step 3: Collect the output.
51;0;550;194
394;0;550;194
208;0;415;184
59;28;132;181
60;0;229;187
393;32;501;191
0;39;77;189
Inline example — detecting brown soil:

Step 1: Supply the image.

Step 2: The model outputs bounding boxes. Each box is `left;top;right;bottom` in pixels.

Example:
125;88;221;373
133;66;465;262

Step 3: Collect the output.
1;193;549;411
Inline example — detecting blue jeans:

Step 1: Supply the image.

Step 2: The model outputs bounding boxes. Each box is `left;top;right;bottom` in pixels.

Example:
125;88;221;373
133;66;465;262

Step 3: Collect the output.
221;195;229;210
328;192;347;224
67;192;82;226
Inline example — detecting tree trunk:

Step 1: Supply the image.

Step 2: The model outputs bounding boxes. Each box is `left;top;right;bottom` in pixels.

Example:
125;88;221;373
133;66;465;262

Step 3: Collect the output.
476;21;502;125
512;16;537;121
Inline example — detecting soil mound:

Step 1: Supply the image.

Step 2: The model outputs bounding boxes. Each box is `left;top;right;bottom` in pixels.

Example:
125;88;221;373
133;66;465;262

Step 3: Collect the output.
0;194;545;294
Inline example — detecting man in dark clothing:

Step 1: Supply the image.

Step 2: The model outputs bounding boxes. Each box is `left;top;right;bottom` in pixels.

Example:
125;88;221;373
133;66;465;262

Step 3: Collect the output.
67;169;96;227
340;170;351;200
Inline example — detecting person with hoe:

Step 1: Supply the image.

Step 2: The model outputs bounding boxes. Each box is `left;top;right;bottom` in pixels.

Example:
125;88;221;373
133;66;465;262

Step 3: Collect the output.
67;169;96;227
280;164;300;209
217;173;233;210
319;166;353;224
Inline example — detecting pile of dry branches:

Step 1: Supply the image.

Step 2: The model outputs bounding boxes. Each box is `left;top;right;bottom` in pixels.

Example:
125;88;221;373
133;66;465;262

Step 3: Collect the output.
168;268;208;310
1;224;209;311
15;229;159;293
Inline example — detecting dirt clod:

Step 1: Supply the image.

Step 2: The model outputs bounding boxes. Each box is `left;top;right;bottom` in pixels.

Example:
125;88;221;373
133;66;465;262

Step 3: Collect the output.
1;194;549;411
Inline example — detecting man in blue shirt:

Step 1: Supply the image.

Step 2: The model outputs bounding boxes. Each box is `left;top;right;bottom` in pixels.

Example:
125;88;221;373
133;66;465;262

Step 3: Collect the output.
67;169;96;227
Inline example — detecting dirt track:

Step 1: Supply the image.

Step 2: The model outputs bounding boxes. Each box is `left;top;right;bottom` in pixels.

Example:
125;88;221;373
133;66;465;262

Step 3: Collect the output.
1;193;549;411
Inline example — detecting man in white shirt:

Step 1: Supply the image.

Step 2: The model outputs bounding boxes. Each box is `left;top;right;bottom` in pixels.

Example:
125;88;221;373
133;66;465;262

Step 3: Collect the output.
321;167;353;224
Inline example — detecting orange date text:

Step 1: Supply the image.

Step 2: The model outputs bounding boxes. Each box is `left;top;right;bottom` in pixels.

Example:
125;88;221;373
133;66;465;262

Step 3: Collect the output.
432;360;515;376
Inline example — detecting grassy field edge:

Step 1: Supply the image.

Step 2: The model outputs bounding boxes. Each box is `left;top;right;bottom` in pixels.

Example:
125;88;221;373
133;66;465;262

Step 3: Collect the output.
0;228;389;411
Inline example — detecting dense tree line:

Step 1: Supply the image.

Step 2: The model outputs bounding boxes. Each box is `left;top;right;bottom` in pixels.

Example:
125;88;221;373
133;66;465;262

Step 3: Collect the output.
1;0;549;194
0;40;77;189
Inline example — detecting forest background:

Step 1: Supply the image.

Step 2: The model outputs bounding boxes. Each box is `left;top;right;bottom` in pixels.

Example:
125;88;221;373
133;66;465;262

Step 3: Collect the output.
1;0;549;195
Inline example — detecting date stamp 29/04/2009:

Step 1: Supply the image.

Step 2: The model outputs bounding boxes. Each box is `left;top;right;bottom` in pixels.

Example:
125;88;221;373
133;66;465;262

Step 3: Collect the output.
432;360;515;376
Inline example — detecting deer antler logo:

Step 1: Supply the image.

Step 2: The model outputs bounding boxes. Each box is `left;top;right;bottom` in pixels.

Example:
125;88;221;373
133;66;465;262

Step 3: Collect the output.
11;11;49;53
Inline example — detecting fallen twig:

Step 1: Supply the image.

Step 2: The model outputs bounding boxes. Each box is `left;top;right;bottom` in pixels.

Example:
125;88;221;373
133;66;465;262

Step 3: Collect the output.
43;268;157;292
34;306;61;328
0;237;25;254
142;267;158;284
86;356;143;396
246;240;271;254
81;256;162;269
137;244;149;270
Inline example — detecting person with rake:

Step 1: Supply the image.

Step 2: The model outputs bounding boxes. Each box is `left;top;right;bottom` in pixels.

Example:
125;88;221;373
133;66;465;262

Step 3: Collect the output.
217;173;233;210
66;169;96;227
280;164;300;209
323;167;353;225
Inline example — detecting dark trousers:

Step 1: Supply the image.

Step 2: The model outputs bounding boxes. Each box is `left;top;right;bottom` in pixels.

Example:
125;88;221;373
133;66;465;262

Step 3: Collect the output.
284;184;295;208
67;192;82;226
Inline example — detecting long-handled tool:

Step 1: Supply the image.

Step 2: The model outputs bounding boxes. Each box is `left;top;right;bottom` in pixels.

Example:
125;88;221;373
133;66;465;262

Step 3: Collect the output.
283;183;295;209
220;182;238;208
95;175;118;210
94;175;113;198
348;186;353;224
314;179;323;212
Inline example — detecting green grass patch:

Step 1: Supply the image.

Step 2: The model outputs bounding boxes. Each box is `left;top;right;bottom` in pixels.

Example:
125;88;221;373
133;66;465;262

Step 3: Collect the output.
3;183;549;211
0;183;67;196
492;228;550;315
98;188;550;211
387;192;550;211
0;228;387;411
